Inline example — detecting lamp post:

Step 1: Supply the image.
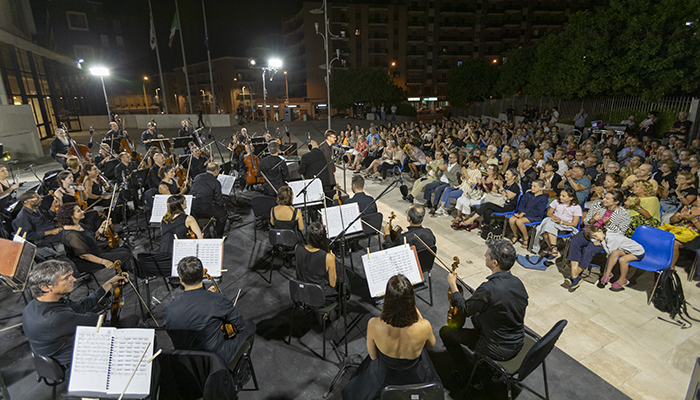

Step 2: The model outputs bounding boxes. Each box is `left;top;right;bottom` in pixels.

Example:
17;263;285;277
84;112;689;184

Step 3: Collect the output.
311;0;342;130
253;58;282;133
90;66;111;122
284;71;289;107
143;76;149;115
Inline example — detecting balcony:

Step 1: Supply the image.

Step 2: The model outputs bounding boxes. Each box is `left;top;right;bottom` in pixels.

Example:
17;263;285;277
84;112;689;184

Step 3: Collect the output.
406;64;423;71
406;51;423;57
368;32;389;40
407;35;425;42
368;17;388;25
368;48;389;54
407;19;426;28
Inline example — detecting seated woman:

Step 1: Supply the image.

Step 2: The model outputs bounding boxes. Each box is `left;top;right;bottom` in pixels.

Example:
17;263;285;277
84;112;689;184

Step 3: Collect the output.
342;274;440;400
270;185;304;236
539;160;561;198
447;157;482;225
565;190;631;289
531;188;582;258
659;170;697;224
82;163;113;208
620;155;642;180
54;170;101;231
587;226;645;292
586;173;623;208
625;180;661;237
58;202;135;273
359;139;384;172
348;136;368;171
461;169;520;232
295;222;338;306
0;165;19;210
508;179;550;248
659;198;700;270
158;165;187;195
65;156;84;182
160;194;202;255
366;142;396;180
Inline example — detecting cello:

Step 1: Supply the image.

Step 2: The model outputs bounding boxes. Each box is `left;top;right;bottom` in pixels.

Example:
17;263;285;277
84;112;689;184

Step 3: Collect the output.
120;131;143;164
244;139;263;185
61;124;92;164
203;268;237;338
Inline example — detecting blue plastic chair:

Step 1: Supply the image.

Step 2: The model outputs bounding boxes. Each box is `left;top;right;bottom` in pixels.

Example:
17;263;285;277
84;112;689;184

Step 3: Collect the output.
557;217;582;257
628;225;676;304
493;193;522;237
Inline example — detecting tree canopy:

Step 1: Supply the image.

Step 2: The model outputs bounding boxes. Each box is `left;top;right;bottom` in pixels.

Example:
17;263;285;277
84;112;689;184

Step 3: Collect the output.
330;67;405;110
446;58;500;107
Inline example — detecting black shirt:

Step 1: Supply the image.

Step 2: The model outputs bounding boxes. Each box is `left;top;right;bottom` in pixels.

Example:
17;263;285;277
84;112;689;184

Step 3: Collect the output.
299;148;330;187
385;225;436;250
345;191;377;215
451;271;528;359
190;172;223;211
184;155;209;178
147;164;163;189
49;137;70;160
258;154;290;196
12;206;58;244
318;141;336;185
22;287;106;365
114;161;136;185
178;126;194;137
163;287;248;364
141;130;156;147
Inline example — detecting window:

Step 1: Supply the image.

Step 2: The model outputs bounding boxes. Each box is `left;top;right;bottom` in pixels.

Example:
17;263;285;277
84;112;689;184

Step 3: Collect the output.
113;20;122;34
116;36;124;47
100;35;109;47
96;18;106;32
66;12;89;31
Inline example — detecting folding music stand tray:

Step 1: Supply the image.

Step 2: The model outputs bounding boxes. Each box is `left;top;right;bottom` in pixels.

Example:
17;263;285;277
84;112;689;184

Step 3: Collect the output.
173;137;191;150
0;238;37;303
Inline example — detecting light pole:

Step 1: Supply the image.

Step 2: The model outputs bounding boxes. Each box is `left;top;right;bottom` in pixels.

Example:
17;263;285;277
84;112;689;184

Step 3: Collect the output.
311;0;342;130
284;71;289;107
253;58;282;133
143;76;149;115
90;66;111;123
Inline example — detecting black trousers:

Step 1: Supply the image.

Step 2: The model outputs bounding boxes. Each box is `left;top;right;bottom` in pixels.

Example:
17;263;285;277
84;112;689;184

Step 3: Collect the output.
476;203;514;225
101;247;137;273
193;206;228;237
440;325;522;376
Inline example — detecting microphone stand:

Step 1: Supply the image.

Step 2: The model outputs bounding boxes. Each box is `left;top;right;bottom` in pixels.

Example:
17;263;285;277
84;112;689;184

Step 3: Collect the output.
26;165;50;195
323;175;404;398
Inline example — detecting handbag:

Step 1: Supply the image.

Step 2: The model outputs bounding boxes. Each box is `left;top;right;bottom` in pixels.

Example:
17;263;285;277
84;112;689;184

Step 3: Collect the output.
659;223;700;243
517;254;550;271
482;192;507;207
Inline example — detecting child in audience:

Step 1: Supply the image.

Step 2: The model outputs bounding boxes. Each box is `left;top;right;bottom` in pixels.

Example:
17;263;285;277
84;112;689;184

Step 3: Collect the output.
584;225;645;292
530;188;582;258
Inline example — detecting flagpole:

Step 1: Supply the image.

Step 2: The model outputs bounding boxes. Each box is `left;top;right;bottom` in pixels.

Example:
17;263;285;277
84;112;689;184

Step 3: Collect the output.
202;0;216;114
148;0;168;114
175;0;193;114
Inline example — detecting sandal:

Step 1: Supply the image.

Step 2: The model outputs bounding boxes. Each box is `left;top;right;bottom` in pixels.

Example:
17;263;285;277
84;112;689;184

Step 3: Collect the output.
521;239;529;249
547;245;560;260
510;237;520;245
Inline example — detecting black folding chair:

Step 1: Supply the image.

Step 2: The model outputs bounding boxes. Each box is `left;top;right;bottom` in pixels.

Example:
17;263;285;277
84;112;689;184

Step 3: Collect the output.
415;245;437;306
31;352;65;400
262;229;299;283
381;382;444;400
250;196;277;243
287;279;338;360
136;252;173;318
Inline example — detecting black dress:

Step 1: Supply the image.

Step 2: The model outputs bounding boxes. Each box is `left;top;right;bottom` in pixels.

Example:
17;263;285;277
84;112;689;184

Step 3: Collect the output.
62;223;134;273
161;214;188;255
160;179;180;195
271;206;303;242
295;245;335;305
342;348;442;400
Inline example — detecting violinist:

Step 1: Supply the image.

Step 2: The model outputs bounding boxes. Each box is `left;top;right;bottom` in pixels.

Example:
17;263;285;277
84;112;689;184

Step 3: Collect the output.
160;194;202;255
65;156;84;182
94;144;114;171
22;260;136;367
0;165;20;205
190;162;227;237
58;202;136;273
382;205;435;249
147;152;167;189
13;191;62;246
141;122;163;148
258;141;289;196
163;256;255;365
114;152;136;186
83;164;113;208
178;119;194;137
183;146;208;178
158;165;187;195
49;128;71;168
439;239;528;382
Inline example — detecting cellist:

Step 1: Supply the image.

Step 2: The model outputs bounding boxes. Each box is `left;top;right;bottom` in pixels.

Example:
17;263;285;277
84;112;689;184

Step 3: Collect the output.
105;121;125;151
439;239;529;382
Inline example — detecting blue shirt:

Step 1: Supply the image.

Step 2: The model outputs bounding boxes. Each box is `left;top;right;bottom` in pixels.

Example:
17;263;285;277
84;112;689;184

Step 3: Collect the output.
564;176;591;204
617;147;646;163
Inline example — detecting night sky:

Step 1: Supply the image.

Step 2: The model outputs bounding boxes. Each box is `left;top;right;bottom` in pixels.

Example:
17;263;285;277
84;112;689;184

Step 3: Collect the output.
150;0;303;71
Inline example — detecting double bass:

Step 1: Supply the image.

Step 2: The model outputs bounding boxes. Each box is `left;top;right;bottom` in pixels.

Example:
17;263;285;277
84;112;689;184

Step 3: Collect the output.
65;132;92;164
203;268;237;338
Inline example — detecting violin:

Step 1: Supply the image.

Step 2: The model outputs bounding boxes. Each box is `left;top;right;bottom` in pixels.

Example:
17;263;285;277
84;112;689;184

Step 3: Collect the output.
335;184;343;205
244;140;263;185
447;256;465;329
110;260;124;326
74;190;88;210
103;185;120;249
49;190;59;213
188;217;215;239
203;268;237;338
387;211;402;242
97;172;112;192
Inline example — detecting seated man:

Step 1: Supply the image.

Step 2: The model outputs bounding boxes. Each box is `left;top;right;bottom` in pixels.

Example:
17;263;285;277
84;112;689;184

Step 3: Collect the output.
163;256;256;365
557;164;591;205
383;205;435;250
621;162;658;193
440;239;528;378
13;191;63;246
336;175;377;215
190;162;228;237
49;128;71;169
22;260;134;366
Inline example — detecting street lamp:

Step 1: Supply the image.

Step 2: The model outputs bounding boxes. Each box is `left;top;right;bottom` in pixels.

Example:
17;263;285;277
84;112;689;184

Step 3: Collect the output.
90;66;111;123
284;71;289;107
253;58;282;133
142;76;149;115
311;0;342;130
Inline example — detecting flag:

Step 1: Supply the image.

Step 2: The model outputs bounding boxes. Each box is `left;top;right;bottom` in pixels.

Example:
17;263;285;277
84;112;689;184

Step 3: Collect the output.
149;13;157;50
168;11;179;48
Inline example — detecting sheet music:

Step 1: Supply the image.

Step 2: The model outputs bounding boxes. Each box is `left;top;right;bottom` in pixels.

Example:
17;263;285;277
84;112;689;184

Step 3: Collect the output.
68;327;154;396
321;203;363;238
288;178;324;206
361;245;424;298
217;174;236;196
171;239;224;278
150;195;193;223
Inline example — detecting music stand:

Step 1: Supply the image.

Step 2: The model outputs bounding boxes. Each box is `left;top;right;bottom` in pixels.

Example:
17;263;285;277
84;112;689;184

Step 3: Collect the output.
173;137;191;150
0;238;37;301
102;159;120;180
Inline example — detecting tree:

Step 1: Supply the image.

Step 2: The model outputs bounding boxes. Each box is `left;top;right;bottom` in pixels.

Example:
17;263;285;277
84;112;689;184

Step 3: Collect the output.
446;58;499;107
495;46;535;96
330;67;405;110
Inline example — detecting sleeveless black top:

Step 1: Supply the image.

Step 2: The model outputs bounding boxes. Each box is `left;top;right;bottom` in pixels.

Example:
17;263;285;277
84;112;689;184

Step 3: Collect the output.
295;245;335;302
271;206;299;231
160;179;180;195
161;213;188;254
